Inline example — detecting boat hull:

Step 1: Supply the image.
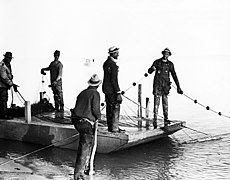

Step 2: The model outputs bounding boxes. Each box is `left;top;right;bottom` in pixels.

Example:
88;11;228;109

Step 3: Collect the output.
0;116;185;154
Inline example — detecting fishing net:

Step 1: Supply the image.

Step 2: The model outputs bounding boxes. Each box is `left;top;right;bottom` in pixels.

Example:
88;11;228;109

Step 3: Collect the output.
7;98;55;117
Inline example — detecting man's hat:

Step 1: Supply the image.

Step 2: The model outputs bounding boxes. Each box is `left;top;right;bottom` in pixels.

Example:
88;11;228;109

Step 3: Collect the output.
162;48;172;56
88;74;102;87
54;50;60;56
108;46;119;54
3;52;13;58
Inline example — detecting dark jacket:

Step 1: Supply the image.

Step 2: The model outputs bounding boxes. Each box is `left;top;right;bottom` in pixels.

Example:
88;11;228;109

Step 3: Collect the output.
148;58;180;95
102;56;120;94
72;86;101;122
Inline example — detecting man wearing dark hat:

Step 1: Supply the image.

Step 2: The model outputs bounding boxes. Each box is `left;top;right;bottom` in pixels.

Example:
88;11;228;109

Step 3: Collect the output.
148;48;183;128
71;74;102;180
41;50;64;112
0;52;15;119
102;46;123;133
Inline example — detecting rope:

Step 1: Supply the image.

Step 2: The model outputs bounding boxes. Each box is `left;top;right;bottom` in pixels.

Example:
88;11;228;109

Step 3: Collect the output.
7;67;229;162
123;76;145;93
121;70;230;120
182;125;210;136
122;94;164;119
0;134;78;167
122;90;224;143
171;84;230;119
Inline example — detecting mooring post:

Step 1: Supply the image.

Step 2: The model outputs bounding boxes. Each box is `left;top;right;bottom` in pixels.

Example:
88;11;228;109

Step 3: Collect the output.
145;97;150;129
138;84;142;128
25;101;31;123
39;92;44;101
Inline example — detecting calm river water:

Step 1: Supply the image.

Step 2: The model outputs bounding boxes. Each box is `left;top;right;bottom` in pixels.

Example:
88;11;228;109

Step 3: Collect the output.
0;113;230;180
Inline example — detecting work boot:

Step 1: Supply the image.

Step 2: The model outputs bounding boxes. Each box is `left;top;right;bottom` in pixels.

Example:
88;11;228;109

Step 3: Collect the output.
84;164;95;175
74;174;85;180
164;119;170;126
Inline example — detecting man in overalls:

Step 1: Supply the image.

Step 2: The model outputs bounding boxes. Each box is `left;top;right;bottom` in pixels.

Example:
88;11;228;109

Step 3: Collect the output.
148;48;183;128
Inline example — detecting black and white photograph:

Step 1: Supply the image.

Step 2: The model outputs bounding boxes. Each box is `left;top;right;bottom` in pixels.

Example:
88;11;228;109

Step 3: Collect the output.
1;0;230;179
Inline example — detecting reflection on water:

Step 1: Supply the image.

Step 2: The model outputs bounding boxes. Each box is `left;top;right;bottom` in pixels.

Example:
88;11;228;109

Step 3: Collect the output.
96;137;183;180
0;128;230;179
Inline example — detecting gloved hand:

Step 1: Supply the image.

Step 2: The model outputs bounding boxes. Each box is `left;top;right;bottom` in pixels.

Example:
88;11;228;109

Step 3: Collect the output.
177;87;183;94
13;84;19;92
41;69;46;75
116;94;123;104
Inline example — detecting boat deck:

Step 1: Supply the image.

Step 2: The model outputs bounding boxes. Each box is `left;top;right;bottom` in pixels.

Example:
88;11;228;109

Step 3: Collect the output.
0;112;185;153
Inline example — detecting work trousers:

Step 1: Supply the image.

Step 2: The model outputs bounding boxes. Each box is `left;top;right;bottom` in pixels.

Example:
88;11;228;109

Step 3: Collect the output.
51;80;64;111
105;93;120;132
72;118;95;180
0;88;8;118
153;95;168;126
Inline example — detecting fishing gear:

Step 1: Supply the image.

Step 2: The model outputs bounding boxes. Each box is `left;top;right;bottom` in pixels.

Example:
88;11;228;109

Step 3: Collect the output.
16;89;26;103
0;134;79;167
89;121;98;175
171;84;230;119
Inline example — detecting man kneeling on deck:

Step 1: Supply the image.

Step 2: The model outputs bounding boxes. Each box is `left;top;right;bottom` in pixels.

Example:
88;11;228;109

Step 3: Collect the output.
71;74;101;180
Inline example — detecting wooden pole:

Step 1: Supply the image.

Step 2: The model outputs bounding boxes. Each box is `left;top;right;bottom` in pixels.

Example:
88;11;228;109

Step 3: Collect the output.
138;84;142;128
89;121;98;175
145;97;150;129
25;101;31;123
39;92;44;102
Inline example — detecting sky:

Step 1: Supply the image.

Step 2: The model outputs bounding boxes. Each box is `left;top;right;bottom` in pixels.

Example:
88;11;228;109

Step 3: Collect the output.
1;0;230;120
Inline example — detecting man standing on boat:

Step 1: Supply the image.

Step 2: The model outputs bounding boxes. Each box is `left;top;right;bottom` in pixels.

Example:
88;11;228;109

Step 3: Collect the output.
148;48;183;128
102;46;124;133
0;52;17;119
71;74;101;180
40;50;64;112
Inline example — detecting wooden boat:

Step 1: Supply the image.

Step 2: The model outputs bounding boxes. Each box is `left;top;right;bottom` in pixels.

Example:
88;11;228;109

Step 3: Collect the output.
0;84;185;153
0;111;185;154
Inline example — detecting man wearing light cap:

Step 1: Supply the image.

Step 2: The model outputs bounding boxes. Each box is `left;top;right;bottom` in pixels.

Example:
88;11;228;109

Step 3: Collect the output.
102;46;124;133
0;52;16;119
41;50;64;112
148;48;183;128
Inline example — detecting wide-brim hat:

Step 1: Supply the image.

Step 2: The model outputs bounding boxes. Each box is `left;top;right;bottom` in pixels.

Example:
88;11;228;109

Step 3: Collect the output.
108;46;119;54
3;52;13;58
88;74;102;86
161;48;172;56
54;50;60;56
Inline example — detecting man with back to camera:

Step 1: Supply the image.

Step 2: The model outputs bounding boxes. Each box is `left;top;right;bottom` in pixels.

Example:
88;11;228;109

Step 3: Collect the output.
41;50;64;112
71;74;102;180
148;48;183;128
